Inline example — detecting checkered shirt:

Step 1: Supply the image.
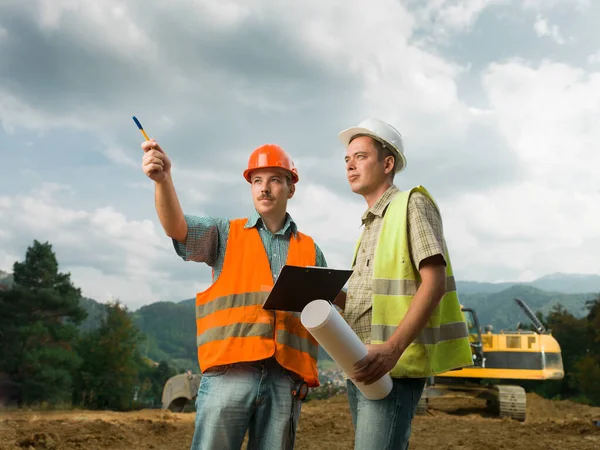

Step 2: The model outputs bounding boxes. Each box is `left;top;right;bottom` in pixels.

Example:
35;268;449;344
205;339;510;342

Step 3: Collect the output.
344;185;447;344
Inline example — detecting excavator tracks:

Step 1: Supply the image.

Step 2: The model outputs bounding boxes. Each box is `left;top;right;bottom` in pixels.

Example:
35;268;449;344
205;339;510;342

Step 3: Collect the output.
414;383;527;421
493;384;527;422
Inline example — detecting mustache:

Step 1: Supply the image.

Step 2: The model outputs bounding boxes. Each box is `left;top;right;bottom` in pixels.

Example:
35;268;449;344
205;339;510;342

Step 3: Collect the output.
258;194;274;201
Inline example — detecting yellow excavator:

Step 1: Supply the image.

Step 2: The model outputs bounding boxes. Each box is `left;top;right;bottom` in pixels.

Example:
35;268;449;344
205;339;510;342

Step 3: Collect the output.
416;297;564;421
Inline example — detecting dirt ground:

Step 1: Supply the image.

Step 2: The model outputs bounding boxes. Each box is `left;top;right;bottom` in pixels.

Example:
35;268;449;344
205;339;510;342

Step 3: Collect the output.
1;393;599;450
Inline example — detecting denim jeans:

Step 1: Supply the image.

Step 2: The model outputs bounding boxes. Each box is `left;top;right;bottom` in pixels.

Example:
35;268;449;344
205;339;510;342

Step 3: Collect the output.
190;358;303;450
346;377;426;450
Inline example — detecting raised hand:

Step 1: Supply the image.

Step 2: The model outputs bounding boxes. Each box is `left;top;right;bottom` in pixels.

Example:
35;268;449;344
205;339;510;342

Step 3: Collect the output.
141;139;172;183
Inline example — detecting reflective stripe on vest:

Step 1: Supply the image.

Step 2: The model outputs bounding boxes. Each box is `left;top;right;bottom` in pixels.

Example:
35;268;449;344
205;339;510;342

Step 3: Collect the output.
371;275;467;345
372;321;469;345
195;322;319;354
194;218;320;387
352;185;473;378
197;321;272;346
195;292;264;319
276;329;319;358
372;276;457;296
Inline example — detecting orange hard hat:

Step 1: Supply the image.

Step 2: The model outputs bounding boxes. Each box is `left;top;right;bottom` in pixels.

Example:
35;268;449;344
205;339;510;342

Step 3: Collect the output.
243;144;299;184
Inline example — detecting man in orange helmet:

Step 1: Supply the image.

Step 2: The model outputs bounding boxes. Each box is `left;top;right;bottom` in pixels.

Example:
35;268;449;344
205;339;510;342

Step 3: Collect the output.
141;139;329;450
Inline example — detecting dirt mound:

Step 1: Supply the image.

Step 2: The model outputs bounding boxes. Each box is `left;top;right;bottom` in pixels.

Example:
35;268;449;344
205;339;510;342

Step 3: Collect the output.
0;409;190;450
1;395;599;450
526;393;600;423
426;392;600;423
16;432;59;449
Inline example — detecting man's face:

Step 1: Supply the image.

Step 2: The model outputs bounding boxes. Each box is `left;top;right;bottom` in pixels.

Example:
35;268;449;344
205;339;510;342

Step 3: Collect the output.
250;168;295;217
344;136;392;196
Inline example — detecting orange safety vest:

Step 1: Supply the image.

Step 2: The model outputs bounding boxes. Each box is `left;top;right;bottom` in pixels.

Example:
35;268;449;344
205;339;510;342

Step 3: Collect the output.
195;218;320;387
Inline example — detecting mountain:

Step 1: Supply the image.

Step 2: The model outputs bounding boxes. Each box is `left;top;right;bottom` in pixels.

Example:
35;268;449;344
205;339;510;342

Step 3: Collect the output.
131;298;334;371
125;285;598;371
79;297;109;332
132;300;198;371
531;273;600;294
3;268;599;372
457;273;600;296
459;284;596;332
0;270;13;289
456;280;515;295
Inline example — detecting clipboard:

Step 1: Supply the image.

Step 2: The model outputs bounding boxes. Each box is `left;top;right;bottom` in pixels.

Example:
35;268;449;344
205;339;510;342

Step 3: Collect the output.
262;265;353;313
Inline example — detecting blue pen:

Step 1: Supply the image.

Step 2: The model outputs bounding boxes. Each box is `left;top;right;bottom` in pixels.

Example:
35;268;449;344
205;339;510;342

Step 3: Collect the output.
132;116;150;141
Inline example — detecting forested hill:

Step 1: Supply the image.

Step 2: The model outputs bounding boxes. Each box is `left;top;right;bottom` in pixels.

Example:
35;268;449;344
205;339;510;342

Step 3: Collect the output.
87;281;599;372
456;273;600;295
133;300;198;372
1;269;598;372
458;285;596;331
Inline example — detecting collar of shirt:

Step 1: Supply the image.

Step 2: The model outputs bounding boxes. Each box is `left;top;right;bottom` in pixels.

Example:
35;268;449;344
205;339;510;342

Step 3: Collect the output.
361;184;400;225
245;210;298;237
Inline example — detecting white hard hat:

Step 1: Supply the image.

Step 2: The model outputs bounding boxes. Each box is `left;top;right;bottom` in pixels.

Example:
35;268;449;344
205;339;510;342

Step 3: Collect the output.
338;118;406;173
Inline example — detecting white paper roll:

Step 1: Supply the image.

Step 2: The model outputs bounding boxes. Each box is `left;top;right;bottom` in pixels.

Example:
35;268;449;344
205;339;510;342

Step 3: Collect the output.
301;299;393;400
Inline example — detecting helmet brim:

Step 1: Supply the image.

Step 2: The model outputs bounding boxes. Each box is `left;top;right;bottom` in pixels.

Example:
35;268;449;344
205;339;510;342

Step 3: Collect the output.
338;127;407;173
243;166;299;184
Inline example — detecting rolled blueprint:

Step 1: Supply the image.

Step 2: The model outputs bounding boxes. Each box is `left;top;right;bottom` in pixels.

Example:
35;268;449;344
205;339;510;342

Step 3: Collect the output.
301;299;393;400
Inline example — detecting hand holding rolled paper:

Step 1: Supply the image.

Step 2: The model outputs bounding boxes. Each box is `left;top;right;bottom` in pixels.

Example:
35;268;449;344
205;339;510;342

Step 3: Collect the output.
352;342;402;386
300;299;393;400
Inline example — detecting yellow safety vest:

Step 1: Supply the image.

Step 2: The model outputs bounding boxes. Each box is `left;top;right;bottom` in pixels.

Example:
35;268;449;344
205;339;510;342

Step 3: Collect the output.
352;186;473;378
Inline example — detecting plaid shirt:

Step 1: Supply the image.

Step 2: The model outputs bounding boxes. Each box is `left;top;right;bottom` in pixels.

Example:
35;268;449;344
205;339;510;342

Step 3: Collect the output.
173;211;327;282
344;185;447;344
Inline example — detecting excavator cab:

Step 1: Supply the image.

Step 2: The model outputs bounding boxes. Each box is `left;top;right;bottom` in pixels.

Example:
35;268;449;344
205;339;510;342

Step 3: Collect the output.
418;297;565;422
461;307;485;368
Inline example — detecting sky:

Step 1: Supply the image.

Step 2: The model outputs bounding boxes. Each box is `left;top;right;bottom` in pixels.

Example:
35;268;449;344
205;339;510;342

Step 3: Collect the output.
1;0;599;310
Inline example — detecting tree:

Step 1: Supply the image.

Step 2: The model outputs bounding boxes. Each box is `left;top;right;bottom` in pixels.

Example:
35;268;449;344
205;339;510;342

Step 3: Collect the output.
534;296;600;405
136;360;177;408
572;356;600;405
584;296;600;354
72;301;145;411
569;296;600;405
0;240;87;406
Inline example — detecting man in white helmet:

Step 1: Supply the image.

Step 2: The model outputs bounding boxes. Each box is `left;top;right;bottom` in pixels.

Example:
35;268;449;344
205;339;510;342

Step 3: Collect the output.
336;118;472;450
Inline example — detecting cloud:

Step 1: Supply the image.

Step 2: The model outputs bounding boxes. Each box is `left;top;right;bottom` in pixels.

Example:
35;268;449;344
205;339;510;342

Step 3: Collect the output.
0;177;362;309
0;0;359;144
287;183;366;270
443;58;600;281
0;182;209;309
533;15;566;44
409;0;507;37
446;183;600;283
482;59;600;186
588;50;600;65
0;0;599;310
104;147;139;169
523;0;590;10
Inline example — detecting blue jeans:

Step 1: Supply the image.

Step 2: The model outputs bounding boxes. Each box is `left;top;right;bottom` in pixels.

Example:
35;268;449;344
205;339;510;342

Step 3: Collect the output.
190;358;303;450
346;377;426;450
